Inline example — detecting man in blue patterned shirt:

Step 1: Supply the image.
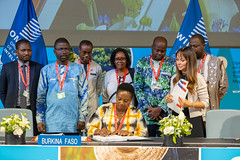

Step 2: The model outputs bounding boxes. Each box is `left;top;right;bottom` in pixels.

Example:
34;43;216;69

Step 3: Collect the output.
36;38;88;134
134;36;176;137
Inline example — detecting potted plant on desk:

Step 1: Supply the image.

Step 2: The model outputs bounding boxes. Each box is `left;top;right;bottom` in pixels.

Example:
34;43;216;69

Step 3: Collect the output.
159;111;192;147
0;113;31;144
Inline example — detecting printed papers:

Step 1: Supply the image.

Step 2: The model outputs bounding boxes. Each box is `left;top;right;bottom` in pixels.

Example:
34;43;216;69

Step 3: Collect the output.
92;135;150;142
167;79;189;114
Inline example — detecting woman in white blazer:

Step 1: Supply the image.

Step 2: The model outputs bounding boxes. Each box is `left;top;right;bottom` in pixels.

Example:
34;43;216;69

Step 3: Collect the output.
165;47;209;137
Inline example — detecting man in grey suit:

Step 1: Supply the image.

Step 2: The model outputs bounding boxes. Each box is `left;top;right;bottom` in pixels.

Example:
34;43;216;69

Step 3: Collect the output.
76;40;102;123
0;39;43;135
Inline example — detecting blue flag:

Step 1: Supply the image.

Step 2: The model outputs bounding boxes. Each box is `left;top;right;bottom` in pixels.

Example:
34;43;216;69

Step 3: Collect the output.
1;0;48;66
169;0;210;58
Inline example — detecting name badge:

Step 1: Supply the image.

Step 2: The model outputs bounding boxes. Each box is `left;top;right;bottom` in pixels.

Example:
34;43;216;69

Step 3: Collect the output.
151;81;161;90
23;90;30;98
56;92;66;99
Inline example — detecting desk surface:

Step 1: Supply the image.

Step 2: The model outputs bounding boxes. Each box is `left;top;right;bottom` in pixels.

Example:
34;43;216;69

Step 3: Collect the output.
1;136;240;147
83;137;240;148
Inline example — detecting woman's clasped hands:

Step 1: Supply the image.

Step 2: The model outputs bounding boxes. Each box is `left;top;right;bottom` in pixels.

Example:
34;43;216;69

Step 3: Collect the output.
94;128;133;137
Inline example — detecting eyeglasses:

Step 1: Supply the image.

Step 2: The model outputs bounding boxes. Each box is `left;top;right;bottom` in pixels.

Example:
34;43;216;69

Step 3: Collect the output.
115;57;126;61
55;48;70;52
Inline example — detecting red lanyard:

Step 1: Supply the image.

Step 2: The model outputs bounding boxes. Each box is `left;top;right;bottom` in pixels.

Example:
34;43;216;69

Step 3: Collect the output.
150;55;164;81
79;59;91;79
198;53;207;73
55;62;69;91
115;68;128;86
114;104;129;130
18;63;30;89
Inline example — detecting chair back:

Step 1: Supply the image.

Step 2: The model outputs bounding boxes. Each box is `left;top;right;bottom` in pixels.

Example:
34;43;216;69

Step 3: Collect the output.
206;109;240;138
0;108;33;137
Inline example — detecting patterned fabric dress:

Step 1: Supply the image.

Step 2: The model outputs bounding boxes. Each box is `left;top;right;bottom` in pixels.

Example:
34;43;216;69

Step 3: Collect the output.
87;103;148;137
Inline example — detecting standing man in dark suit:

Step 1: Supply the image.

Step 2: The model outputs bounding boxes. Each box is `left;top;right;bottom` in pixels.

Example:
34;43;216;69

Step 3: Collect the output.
0;39;43;136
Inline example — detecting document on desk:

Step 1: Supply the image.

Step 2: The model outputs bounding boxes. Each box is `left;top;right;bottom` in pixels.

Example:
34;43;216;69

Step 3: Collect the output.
167;79;189;114
92;135;151;142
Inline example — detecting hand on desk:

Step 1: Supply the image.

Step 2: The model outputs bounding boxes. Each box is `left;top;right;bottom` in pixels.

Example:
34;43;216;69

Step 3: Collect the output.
94;128;111;137
111;130;133;136
94;128;134;137
37;122;45;133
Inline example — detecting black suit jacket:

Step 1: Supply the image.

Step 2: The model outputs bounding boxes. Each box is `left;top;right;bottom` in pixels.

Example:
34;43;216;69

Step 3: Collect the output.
0;60;43;135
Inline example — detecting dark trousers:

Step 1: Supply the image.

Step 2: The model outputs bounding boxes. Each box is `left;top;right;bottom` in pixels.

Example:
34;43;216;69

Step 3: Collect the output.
147;124;161;137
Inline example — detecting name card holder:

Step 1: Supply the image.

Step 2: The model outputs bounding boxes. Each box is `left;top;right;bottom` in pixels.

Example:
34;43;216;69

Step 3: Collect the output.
38;135;81;146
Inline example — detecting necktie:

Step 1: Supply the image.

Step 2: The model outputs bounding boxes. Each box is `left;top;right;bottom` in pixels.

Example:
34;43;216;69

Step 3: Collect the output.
20;64;27;108
83;64;88;74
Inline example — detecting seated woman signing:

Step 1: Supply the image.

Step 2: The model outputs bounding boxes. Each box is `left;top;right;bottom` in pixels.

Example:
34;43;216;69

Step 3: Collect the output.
87;83;148;137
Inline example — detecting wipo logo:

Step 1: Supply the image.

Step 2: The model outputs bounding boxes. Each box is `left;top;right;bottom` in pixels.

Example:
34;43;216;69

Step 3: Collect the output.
19;18;42;42
189;17;208;44
175;17;208;47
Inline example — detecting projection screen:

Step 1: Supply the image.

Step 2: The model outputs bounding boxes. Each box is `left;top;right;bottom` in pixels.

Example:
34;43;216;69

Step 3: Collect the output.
0;0;239;47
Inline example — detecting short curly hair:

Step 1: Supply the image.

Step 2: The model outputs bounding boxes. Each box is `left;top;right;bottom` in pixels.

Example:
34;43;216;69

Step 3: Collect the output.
110;48;131;68
117;83;135;99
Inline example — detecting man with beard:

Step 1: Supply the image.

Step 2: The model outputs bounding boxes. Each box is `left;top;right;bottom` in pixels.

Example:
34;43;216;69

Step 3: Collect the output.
134;36;176;137
189;34;229;121
36;38;88;134
0;39;43;136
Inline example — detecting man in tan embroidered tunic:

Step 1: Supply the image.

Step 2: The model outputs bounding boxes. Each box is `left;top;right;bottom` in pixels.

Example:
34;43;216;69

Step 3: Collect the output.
189;34;229;121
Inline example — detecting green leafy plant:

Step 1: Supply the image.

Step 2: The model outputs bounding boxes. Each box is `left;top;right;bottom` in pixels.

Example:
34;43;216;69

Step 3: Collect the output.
68;50;79;62
81;0;98;27
121;0;143;18
0;113;31;137
139;15;152;31
159;111;192;144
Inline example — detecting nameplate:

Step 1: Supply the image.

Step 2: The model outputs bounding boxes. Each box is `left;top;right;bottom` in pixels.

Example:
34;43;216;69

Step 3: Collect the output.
38;135;81;146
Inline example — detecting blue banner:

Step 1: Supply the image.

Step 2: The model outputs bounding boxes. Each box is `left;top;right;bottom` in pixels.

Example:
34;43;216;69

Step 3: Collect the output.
0;146;58;160
1;0;48;66
202;148;240;160
169;0;210;58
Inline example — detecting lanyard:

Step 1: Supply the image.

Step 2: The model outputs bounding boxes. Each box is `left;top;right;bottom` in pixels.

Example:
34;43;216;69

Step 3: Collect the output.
114;104;129;130
150;55;164;82
79;59;91;79
115;68;128;86
18;63;30;89
55;62;69;91
198;53;207;73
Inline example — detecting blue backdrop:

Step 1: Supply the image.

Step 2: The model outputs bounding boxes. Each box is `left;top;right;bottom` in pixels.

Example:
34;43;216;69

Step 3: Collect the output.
0;47;239;110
